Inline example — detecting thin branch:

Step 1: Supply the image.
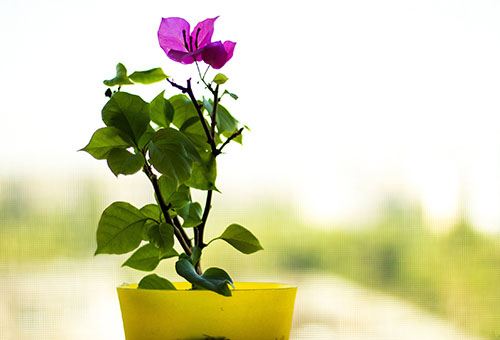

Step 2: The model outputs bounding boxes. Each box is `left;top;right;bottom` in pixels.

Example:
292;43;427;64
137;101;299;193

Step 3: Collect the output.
210;85;219;138
216;128;244;155
167;78;217;153
173;216;191;245
143;163;192;255
195;189;213;249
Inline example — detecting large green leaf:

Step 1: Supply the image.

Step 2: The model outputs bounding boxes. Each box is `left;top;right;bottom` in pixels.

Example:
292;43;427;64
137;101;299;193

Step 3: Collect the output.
140;204;161;222
122;243;161;271
216;104;239;137
214;224;263;254
178;202;202;228
95;202;146;255
150;91;174;128
138;274;176;290
185;150;217;190
149;128;201;185
102;92;150;145
129;68;168;84
106;149;144;176
169;94;199;129
138;125;155;150
175;258;234;296
103;63;133;87
80;127;132;160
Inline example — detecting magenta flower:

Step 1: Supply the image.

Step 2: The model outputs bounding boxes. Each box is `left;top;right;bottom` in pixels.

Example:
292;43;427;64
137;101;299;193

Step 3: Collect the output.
158;16;235;69
202;40;236;69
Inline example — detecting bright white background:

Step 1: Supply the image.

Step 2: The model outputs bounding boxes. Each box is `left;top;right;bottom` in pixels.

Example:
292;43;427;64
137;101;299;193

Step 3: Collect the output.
2;0;500;232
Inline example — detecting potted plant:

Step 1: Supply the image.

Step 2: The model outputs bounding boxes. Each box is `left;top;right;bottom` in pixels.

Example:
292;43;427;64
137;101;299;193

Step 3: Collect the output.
81;16;297;340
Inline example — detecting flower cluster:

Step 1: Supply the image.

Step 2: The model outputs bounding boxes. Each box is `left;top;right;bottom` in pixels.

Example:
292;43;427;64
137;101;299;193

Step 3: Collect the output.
158;16;235;69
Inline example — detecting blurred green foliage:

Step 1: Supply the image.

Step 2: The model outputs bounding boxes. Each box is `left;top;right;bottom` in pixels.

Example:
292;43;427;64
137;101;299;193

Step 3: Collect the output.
0;184;499;338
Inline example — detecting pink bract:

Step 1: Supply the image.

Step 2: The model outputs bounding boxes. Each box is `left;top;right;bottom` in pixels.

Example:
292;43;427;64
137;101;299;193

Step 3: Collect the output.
158;16;235;68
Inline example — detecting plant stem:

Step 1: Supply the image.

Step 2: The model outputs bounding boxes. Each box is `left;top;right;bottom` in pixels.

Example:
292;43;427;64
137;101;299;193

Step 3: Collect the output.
210;85;219;137
196;189;213;248
216;128;244;155
173;216;191;246
143;164;192;255
167;78;217;154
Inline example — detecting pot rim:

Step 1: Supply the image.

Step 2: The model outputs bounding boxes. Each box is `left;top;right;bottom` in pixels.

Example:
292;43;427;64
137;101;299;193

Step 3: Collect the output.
117;281;297;291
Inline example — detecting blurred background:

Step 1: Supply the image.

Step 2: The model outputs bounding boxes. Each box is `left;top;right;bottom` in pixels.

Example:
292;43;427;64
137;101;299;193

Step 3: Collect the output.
1;0;500;339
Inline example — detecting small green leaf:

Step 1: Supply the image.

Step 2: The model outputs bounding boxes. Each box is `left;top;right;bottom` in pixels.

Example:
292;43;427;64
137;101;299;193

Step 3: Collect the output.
95;202;146;255
213;73;228;85
178;202;202;228
129;68;168;84
175;258;233;296
106;149;144;176
223;89;238;100
122;244;161;271
140;204;161;241
102;92;150;145
147;222;174;251
103;63;133;87
169;184;192;209
150;91;174;128
215;224;263;254
138;274;176;290
80;127;132;160
189;246;202;266
185;150;217;191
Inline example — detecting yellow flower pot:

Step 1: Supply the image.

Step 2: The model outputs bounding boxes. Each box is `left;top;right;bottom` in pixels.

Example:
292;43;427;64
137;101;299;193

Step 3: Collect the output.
117;282;297;340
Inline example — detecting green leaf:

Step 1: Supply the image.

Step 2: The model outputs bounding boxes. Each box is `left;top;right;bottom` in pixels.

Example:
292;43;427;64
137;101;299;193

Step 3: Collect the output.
181;116;212;151
157;175;178;203
159;246;179;260
140;204;161;241
175;258;233;296
216;104;239;137
215;224;263;254
129;68;168;84
95;202;146;255
102;92;150;145
80;127;132;160
169;94;199;130
150;91;174;128
213;73;228;85
138;274;176;290
148;128;201;185
147;222;174;250
103;63;133;87
223;89;238;100
138;125;155;150
140;204;161;222
106;149;144;176
178;202;202;228
189;246;202;266
169;184;191;209
158;176;191;209
185;150;217;191
122;243;161;271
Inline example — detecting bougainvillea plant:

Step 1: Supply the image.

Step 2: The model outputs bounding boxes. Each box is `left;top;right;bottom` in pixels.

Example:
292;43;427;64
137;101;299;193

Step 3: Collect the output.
81;16;262;296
